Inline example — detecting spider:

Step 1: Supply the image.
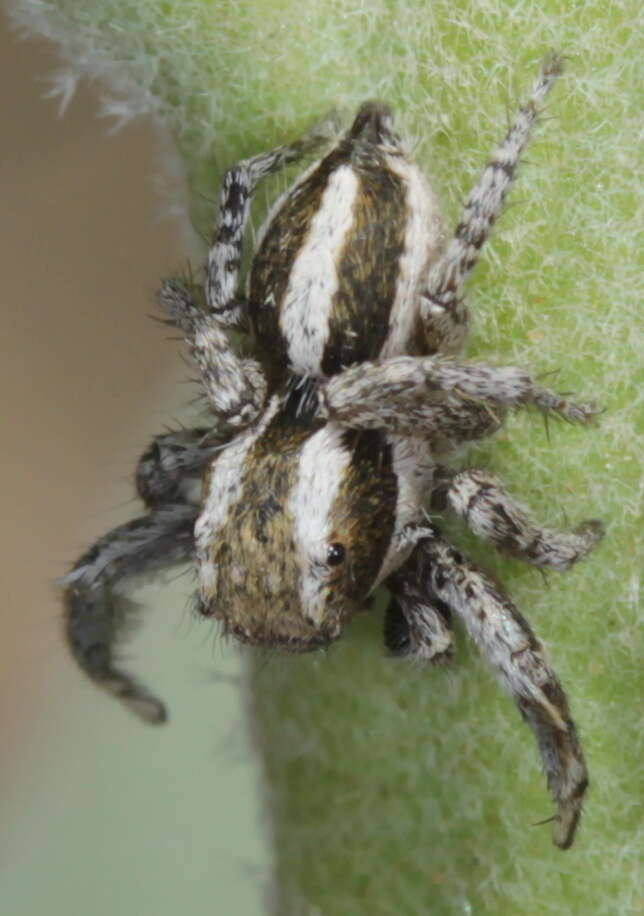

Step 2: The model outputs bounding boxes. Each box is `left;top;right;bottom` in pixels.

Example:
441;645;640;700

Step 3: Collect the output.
63;54;604;850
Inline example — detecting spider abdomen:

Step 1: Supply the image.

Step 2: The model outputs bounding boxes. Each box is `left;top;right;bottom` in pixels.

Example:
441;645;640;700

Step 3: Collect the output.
248;104;445;383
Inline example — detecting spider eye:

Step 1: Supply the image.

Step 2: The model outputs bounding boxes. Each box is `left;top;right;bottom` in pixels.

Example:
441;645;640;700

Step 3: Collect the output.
326;543;346;566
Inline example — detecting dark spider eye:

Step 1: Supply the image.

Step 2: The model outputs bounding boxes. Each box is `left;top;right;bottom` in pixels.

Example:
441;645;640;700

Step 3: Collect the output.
326;543;346;566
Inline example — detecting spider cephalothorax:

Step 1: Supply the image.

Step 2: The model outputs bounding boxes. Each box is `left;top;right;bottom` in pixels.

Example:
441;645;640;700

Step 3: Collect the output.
63;55;603;849
196;395;401;650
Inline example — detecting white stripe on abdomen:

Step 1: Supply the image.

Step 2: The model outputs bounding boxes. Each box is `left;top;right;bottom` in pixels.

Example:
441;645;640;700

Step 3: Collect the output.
280;165;359;376
379;156;445;359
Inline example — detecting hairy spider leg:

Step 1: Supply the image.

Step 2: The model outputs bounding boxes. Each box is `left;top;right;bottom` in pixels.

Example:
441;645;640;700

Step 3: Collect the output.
157;119;339;429
62;425;222;722
158;278;267;428
63;504;198;724
320;354;600;434
433;467;605;570
420;531;588;850
421;54;564;354
206;115;338;324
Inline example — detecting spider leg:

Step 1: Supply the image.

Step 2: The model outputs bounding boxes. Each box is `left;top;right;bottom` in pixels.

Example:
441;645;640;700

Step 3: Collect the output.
206;114;338;324
420;55;563;355
385;544;454;662
162;116;337;426
159;277;268;428
432;467;605;570
62;504;198;724
419;530;588;849
421;396;506;451
135;426;226;510
320;354;599;434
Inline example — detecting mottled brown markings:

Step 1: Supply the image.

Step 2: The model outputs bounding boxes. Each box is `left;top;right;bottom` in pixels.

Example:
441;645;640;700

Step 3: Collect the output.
208;402;344;648
321;159;408;375
255;493;282;543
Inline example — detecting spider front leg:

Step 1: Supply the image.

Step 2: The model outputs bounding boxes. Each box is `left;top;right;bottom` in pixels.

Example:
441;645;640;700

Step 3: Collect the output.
420;54;563;355
64;422;229;721
206;114;337;324
432;467;604;570
319;355;599;435
63;504;198;723
419;531;588;849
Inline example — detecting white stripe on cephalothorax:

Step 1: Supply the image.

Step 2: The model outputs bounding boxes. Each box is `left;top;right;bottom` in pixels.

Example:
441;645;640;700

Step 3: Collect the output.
279;164;360;376
379;155;445;359
195;395;280;593
289;422;353;623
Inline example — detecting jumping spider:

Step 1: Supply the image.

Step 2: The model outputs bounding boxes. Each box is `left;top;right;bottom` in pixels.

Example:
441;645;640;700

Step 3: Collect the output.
63;55;604;850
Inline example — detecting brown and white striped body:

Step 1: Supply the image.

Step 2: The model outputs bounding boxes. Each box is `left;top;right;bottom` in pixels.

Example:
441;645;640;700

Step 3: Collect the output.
248;103;446;385
196;388;435;648
198;105;444;646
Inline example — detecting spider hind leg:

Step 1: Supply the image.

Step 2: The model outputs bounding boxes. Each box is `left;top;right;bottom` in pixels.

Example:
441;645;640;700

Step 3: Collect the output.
63;504;198;723
420;530;588;849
